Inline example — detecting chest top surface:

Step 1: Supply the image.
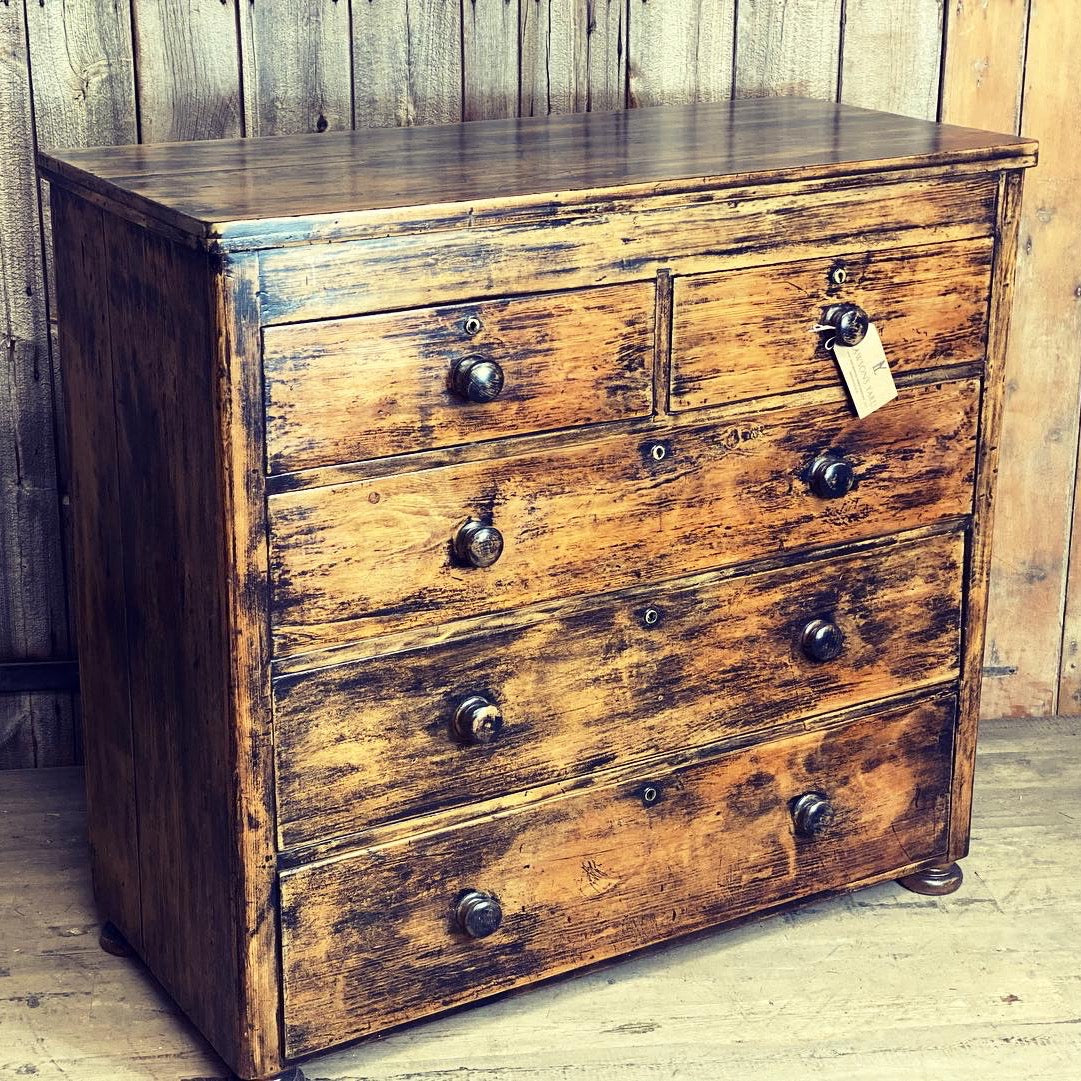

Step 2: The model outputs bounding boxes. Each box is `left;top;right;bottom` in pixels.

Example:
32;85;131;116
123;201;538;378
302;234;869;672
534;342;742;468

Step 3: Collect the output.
37;98;1035;250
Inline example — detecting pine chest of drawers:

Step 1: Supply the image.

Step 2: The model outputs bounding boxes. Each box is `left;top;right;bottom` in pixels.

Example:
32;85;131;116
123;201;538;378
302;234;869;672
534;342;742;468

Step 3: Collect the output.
40;99;1035;1079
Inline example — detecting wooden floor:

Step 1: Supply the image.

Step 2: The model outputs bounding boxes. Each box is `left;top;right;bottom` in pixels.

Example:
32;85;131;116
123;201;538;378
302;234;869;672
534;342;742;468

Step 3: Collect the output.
1;716;1079;1081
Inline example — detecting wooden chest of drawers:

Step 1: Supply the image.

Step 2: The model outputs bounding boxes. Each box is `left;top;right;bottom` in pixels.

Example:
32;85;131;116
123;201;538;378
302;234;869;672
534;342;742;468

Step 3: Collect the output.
40;99;1035;1079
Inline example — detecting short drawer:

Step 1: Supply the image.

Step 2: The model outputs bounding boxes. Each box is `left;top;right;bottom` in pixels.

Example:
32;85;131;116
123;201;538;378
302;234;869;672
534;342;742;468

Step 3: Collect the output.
268;377;979;654
279;694;955;1056
273;532;963;845
670;237;993;411
262;282;655;472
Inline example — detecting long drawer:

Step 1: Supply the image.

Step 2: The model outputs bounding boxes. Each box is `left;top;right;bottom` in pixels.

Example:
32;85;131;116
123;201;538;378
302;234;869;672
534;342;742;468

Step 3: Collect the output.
268;378;979;654
279;694;955;1057
670;237;993;411
273;532;963;845
263;281;655;473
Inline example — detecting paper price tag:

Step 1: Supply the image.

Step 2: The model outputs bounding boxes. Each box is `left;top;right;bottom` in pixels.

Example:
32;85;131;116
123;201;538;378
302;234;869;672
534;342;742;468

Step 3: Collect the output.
833;322;897;419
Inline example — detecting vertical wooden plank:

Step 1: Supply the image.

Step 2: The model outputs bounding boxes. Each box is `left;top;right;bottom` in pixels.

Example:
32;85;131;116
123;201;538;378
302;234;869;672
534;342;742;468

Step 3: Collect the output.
627;0;734;108
949;169;1024;859
734;0;842;100
215;252;282;1080
463;0;519;120
131;0;244;141
840;0;944;120
521;0;626;116
1013;3;1081;712
353;0;463;127
940;0;1028;132
0;0;79;766
240;0;352;136
49;188;142;946
947;0;1081;717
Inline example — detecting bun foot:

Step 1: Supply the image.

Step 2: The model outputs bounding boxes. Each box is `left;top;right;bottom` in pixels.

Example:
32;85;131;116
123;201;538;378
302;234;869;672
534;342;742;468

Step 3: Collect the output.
98;921;134;957
897;860;963;896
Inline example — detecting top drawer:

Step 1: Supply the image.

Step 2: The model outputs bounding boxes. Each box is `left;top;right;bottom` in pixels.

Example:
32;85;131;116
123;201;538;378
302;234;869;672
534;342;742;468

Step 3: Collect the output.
670;237;993;411
262;282;655;473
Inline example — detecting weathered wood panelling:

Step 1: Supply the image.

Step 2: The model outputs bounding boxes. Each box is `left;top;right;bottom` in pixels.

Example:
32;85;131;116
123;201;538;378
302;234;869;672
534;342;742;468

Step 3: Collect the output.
0;0;1070;766
522;0;626;115
273;533;964;845
627;0;735;108
267;379;979;655
262;281;656;471
280;694;956;1055
241;0;352;137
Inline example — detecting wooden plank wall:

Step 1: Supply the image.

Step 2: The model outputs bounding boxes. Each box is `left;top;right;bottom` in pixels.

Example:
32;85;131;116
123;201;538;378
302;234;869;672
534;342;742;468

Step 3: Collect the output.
0;1;1071;766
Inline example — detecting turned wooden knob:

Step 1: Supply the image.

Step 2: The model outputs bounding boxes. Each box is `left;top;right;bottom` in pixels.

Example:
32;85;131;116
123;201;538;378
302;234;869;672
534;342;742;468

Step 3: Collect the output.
451;695;504;744
455;890;503;938
451;356;505;403
808;453;856;499
453;519;504;568
792;792;835;838
823;302;870;346
801;618;845;662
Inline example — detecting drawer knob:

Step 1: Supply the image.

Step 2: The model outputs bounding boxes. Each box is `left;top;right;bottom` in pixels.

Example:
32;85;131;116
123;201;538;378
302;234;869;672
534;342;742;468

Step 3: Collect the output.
452;356;505;403
800;618;845;662
792;792;835;838
823;302;870;346
452;694;504;744
808;453;855;499
456;890;503;938
453;519;504;568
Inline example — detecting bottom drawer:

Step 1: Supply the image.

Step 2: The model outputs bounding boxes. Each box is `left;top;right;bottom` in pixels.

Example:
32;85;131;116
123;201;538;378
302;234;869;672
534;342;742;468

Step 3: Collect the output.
280;694;956;1057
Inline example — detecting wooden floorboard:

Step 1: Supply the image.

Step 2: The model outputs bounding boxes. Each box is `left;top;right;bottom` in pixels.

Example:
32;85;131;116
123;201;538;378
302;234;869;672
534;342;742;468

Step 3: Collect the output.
1;716;1079;1081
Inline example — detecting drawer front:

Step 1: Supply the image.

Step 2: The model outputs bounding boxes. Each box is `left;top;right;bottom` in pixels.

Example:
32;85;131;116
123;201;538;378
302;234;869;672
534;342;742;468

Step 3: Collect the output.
263;282;655;473
274;532;963;845
280;694;955;1056
268;378;979;654
670;237;993;411
257;175;997;323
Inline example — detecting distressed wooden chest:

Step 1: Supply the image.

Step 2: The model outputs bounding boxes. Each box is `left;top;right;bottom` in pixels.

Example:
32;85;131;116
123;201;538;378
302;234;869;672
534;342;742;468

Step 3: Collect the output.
40;99;1035;1079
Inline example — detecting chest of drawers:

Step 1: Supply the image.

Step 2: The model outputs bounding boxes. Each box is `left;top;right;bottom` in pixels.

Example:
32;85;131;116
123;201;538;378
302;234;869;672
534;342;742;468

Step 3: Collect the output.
40;99;1035;1079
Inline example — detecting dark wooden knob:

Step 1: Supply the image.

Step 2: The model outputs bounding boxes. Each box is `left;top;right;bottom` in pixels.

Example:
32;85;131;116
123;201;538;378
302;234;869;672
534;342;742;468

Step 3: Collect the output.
455;890;503;938
453;519;504;568
452;694;504;744
792;792;834;838
808;453;855;499
823;302;870;346
452;356;505;403
801;618;844;662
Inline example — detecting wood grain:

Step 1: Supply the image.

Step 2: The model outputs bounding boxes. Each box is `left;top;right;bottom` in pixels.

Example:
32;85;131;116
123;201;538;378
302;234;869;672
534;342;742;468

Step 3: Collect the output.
49;199;279;1078
464;0;519;121
735;0;841;100
841;0;944;120
274;532;963;845
36;99;1033;249
49;189;141;946
0;2;75;765
521;0;626;116
353;0;463;128
280;694;956;1056
6;718;1081;1079
213;254;283;1079
131;0;243;142
268;379;980;654
263;281;655;472
940;0;1029;133
979;1;1080;716
949;171;1024;858
241;0;352;137
671;237;992;411
257;173;999;323
627;0;735;108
